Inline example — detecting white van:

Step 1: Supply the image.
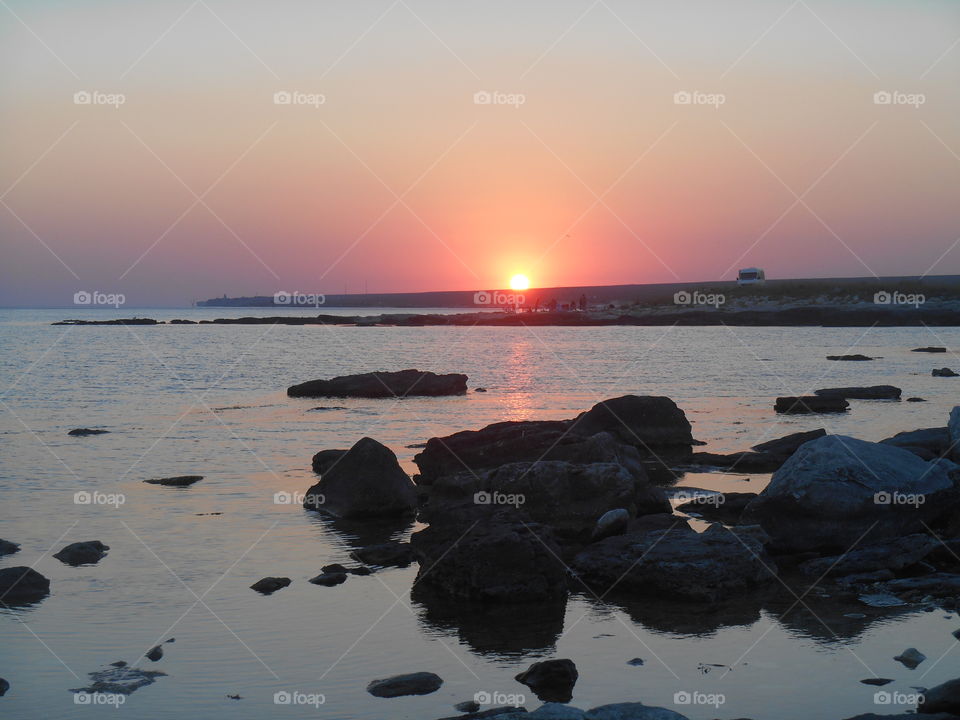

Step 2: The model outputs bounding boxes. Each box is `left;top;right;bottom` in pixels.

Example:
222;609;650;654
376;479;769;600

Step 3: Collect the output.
737;267;766;286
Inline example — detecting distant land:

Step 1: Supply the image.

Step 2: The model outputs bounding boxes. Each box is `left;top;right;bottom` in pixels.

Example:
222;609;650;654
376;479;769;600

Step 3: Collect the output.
197;275;960;309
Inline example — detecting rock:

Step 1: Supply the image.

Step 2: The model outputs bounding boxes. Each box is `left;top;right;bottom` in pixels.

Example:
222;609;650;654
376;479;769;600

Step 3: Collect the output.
319;563;368;575
528;704;585;719
741;435;960;553
572;524;775;602
456;700;482;712
876;573;960;600
145;645;163;662
288;369;467;398
144;475;203;486
311;449;347;475
775;396;849;414
907;397;927;402
250;577;291;594
110;661;127;667
860;678;893;685
893;647;926;668
68;428;109;436
797;535;939;578
913;347;948;353
950;407;960;462
349;541;412;568
881;428;951;458
53;540;109;566
515;659;578;703
302;437;417;519
568;396;694;460
475;387;487;393
858;592;906;608
933;368;959;377
826;354;874;361
592;509;630;541
920;676;960;713
0;678;8;696
675;492;757;524
751;428;827;457
410;515;567;602
814;385;901;400
70;666;166;695
0;539;20;556
308;572;347;586
366;671;443;697
627;658;644;666
584;703;689;719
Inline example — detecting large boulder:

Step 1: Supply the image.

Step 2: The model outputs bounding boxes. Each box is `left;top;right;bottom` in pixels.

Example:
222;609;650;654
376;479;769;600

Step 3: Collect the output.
302;437;417;519
919;677;960;714
422;460;667;538
742;435;960;553
572;524;775;602
288;369;467;398
0;566;50;604
410;513;567;602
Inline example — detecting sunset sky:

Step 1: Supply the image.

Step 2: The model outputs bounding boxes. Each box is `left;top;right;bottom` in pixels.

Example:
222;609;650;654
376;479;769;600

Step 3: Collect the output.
1;0;959;306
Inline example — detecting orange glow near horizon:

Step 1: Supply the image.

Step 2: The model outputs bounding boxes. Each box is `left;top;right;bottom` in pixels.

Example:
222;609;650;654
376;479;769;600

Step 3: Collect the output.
510;274;530;291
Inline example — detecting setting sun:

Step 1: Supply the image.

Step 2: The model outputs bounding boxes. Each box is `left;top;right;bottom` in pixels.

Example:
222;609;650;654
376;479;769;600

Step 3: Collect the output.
510;274;530;291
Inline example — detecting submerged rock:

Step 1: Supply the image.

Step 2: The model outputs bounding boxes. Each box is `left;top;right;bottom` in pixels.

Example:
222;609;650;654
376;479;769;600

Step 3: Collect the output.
288;369;467;398
250;577;291;594
144;475;203;487
515;659;578;703
53;541;109;566
814;385;901;400
775;396;849;414
366;671;443;697
302;437;417;519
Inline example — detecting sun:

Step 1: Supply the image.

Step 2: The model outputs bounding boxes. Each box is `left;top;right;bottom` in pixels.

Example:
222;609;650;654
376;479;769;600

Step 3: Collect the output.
510;273;530;291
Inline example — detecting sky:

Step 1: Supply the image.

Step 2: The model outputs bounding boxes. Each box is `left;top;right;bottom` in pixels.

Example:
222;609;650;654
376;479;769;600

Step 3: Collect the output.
1;0;959;307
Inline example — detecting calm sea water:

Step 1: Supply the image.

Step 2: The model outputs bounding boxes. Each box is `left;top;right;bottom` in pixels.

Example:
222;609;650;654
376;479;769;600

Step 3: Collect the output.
2;308;959;720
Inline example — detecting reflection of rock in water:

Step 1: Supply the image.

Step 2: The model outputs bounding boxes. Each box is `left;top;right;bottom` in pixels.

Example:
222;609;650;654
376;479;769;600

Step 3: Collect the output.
309;514;415;552
411;584;566;657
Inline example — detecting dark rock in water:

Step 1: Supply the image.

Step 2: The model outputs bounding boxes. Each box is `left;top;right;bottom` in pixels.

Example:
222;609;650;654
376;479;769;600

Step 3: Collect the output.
0;678;8;696
568;395;694;457
627;657;644;666
71;666;166;695
350;541;412;568
859;678;893;686
675;492;757;524
144;475;203;487
919;676;960;713
775;396;849;414
751;428;827;454
366;671;443;697
0;539;20;556
742;435;960;553
411;514;567;603
893;647;926;669
53;540;109;566
592;508;630;541
933;368;959;377
826;354;874;361
308;572;347;586
145;645;163;662
515;659;578;703
798;535;938;578
572;524;775;602
302;437;417;519
435;706;528;719
455;700;482;712
68;428;110;436
914;346;948;353
311;448;347;475
907;397;927;402
110;661;127;668
288;369;467;398
306;406;347;412
250;577;291;594
814;385;901;400
584;702;688;719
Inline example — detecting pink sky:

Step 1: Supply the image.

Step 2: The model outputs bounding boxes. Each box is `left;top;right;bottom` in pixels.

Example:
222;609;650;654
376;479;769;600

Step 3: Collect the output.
1;0;959;306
